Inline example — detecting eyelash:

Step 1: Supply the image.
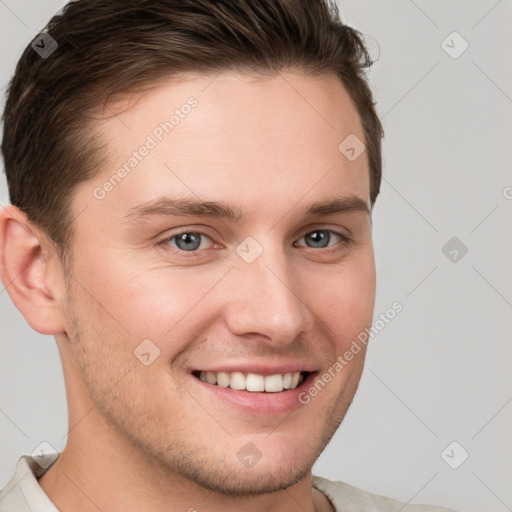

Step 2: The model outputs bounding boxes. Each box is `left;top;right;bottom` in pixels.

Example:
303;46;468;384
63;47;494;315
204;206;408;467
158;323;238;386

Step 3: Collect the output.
157;227;353;259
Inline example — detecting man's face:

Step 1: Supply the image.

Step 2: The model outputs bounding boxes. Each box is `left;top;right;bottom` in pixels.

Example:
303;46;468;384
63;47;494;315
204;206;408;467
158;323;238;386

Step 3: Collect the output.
60;70;376;494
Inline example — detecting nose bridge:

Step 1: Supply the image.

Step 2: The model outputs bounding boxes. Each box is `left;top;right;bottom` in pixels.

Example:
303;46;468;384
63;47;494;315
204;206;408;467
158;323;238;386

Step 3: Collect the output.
224;235;313;344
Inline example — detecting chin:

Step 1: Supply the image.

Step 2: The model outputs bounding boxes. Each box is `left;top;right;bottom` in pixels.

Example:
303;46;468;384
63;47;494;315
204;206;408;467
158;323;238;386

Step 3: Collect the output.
183;460;311;496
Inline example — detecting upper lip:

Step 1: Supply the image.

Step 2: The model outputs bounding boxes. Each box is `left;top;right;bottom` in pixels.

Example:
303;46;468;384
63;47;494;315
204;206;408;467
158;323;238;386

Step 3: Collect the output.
189;362;318;376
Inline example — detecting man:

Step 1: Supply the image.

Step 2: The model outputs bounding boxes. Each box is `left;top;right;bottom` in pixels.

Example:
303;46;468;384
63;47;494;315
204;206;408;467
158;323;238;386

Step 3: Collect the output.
0;1;458;510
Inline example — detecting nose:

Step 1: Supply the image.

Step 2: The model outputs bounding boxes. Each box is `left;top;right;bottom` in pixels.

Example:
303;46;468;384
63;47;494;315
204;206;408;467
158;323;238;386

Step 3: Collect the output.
223;240;314;347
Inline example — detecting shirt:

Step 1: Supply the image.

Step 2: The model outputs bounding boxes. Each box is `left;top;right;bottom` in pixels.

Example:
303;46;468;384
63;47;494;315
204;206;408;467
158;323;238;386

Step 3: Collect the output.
0;454;458;511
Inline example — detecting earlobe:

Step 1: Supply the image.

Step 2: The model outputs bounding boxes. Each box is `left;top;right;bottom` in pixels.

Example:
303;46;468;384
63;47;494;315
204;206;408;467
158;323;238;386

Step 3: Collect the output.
0;204;67;335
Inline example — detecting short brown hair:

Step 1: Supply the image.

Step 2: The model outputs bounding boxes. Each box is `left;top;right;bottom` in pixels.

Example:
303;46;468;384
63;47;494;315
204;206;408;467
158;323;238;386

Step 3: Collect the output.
1;0;383;258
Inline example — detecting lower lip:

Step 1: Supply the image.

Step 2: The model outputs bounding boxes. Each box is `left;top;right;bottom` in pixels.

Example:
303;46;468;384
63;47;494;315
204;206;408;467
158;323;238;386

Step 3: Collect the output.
188;372;318;415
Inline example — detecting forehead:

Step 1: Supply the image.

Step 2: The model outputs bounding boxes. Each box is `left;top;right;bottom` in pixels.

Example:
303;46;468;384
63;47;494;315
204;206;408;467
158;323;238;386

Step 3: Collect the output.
80;70;369;225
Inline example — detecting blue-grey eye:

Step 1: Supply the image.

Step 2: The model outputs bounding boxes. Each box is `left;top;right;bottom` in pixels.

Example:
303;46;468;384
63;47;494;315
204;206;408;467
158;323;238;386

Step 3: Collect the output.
171;232;206;251
298;230;342;249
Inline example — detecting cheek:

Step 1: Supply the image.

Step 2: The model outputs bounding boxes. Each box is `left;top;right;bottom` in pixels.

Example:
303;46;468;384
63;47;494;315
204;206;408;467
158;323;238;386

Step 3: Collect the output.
72;254;224;357
306;253;376;347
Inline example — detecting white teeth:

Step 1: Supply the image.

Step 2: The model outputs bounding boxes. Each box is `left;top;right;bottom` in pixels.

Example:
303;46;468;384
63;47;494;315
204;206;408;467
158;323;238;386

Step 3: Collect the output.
196;370;305;392
217;372;230;388
264;374;283;392
206;371;217;385
230;371;245;390
246;373;265;392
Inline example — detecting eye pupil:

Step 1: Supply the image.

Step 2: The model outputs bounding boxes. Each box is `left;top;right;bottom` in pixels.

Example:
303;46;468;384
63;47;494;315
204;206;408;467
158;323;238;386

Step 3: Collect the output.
306;230;330;248
175;232;201;251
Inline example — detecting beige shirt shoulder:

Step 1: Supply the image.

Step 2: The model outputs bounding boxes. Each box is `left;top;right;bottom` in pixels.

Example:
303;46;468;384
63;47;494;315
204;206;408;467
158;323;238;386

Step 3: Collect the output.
312;474;458;512
0;454;459;512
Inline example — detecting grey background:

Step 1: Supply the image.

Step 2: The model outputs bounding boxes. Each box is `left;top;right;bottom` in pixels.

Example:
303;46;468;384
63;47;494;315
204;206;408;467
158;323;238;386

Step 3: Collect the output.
1;1;511;511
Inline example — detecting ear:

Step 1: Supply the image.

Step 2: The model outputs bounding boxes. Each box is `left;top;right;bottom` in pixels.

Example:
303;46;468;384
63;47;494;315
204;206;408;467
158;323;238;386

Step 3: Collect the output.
0;204;67;335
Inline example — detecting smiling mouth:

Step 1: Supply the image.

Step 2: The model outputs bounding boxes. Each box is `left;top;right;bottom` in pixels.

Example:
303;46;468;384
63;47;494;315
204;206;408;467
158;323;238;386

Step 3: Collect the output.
191;370;312;393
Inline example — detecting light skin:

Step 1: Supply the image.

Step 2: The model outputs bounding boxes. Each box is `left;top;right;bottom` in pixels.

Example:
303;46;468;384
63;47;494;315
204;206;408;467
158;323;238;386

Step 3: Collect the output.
0;69;376;512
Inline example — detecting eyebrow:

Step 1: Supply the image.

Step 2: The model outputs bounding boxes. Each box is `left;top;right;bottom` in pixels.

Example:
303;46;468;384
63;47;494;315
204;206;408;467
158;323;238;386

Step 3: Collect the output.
124;194;370;224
